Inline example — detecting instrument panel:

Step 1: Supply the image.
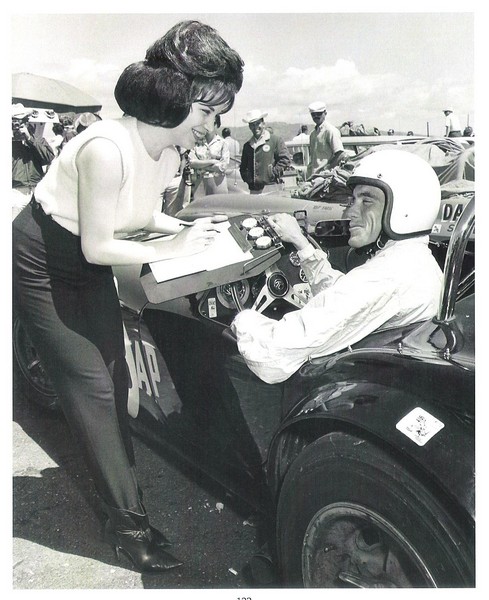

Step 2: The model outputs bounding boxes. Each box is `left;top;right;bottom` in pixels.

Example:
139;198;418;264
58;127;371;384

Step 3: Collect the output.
198;214;313;325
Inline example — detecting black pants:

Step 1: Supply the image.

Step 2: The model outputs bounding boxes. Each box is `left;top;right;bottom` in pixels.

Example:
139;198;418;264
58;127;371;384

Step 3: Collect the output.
13;200;140;510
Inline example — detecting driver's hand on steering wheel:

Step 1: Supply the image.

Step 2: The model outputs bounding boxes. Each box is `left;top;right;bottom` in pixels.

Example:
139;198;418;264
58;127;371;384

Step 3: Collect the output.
268;213;310;251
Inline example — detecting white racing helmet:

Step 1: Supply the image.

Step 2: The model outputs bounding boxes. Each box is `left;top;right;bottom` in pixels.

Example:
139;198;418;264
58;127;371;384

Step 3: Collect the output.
347;149;441;240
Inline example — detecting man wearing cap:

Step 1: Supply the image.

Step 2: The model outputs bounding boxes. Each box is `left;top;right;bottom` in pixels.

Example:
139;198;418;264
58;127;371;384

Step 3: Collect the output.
239;110;290;194
443;109;462;138
11;103;55;219
307;101;346;178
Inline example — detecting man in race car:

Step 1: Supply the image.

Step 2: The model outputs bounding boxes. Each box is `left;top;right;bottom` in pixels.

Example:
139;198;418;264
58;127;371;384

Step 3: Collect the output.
231;149;443;384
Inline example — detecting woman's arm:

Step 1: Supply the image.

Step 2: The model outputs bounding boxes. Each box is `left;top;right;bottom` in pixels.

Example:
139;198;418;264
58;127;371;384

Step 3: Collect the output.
76;139;220;266
145;212;193;234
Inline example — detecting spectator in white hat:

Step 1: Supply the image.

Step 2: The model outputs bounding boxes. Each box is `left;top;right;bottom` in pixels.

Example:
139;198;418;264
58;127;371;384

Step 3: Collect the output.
239;110;290;194
74;111;102;134
443;108;462;138
307;101;346;178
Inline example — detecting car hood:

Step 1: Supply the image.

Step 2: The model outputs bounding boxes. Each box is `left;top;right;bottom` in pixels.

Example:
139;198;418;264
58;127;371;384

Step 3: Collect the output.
177;192;347;226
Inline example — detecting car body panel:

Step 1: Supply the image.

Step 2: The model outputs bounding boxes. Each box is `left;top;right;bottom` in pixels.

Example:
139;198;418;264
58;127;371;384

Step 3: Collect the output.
177;191;349;223
266;298;475;521
124;306;275;510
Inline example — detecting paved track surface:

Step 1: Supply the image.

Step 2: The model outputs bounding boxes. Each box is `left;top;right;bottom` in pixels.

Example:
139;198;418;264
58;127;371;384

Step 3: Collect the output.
12;380;274;591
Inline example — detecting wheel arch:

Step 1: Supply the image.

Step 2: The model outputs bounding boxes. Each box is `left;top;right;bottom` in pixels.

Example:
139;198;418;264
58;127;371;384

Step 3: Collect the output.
267;390;474;534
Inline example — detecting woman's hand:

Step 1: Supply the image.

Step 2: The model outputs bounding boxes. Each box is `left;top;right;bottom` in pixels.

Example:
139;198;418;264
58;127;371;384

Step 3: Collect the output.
167;215;228;257
267;213;309;251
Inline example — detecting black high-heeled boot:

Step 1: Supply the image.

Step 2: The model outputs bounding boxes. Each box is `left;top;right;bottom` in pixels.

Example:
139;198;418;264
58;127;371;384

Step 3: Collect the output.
136;491;172;549
104;505;183;573
105;515;173;549
102;495;172;549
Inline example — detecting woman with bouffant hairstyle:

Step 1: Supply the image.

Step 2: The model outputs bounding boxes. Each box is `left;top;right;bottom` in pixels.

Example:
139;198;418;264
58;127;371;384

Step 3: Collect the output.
13;20;243;573
115;20;243;127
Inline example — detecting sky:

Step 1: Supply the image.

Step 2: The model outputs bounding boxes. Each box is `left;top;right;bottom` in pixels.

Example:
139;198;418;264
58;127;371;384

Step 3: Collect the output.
8;2;477;137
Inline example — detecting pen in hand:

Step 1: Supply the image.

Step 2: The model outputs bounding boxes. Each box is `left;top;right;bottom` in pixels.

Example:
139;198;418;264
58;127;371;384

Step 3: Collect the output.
177;222;221;235
178;214;227;227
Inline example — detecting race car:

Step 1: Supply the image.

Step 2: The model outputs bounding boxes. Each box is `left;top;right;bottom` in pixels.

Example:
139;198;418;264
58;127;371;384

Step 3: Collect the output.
13;145;475;588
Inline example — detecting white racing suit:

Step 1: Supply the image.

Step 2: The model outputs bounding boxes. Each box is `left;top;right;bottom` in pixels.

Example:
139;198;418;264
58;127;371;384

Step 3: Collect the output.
231;236;443;384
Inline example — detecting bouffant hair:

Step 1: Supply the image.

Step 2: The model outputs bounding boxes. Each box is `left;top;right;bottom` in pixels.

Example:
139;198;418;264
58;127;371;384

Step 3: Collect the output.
115;20;244;128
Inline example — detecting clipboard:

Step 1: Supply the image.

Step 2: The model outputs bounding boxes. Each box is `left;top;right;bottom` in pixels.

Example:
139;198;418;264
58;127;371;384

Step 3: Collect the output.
140;216;283;304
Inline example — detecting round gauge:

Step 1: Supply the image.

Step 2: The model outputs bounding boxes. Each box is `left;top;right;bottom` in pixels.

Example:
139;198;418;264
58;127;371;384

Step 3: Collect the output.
216;280;250;309
248;226;265;239
267;272;289;297
255;236;272;249
242;217;258;230
289;251;301;267
299;268;309;283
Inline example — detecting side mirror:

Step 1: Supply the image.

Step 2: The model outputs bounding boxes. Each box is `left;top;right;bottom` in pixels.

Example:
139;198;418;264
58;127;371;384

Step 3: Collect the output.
314;220;350;238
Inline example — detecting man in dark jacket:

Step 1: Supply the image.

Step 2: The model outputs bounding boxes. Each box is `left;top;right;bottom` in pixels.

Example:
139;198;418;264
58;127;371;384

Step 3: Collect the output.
12;104;55;219
240;110;290;194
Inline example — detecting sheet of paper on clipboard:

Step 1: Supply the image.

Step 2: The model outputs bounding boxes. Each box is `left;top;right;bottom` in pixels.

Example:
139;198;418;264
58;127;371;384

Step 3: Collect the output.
148;221;253;283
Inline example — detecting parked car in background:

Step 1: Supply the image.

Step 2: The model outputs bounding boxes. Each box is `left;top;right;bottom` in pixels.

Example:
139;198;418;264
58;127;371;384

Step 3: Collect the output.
287;134;474;183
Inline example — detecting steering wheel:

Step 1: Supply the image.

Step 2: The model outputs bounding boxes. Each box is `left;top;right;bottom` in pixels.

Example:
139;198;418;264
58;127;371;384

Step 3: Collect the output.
222;269;310;345
248;267;311;313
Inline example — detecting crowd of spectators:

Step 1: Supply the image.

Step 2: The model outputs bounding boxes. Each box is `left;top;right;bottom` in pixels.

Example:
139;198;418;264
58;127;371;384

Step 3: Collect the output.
11;104;102;219
13;100;474;220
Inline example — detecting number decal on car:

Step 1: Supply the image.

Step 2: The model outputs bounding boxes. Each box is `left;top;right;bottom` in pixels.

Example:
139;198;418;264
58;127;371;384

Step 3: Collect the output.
441;202;465;223
124;324;162;418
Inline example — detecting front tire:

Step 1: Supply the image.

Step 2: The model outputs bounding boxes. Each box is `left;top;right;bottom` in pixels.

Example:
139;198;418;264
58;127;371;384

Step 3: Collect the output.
276;431;474;588
13;316;59;411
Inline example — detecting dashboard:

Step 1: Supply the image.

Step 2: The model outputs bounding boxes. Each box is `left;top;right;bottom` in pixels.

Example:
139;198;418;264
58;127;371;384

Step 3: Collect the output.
196;218;353;327
197;248;313;326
